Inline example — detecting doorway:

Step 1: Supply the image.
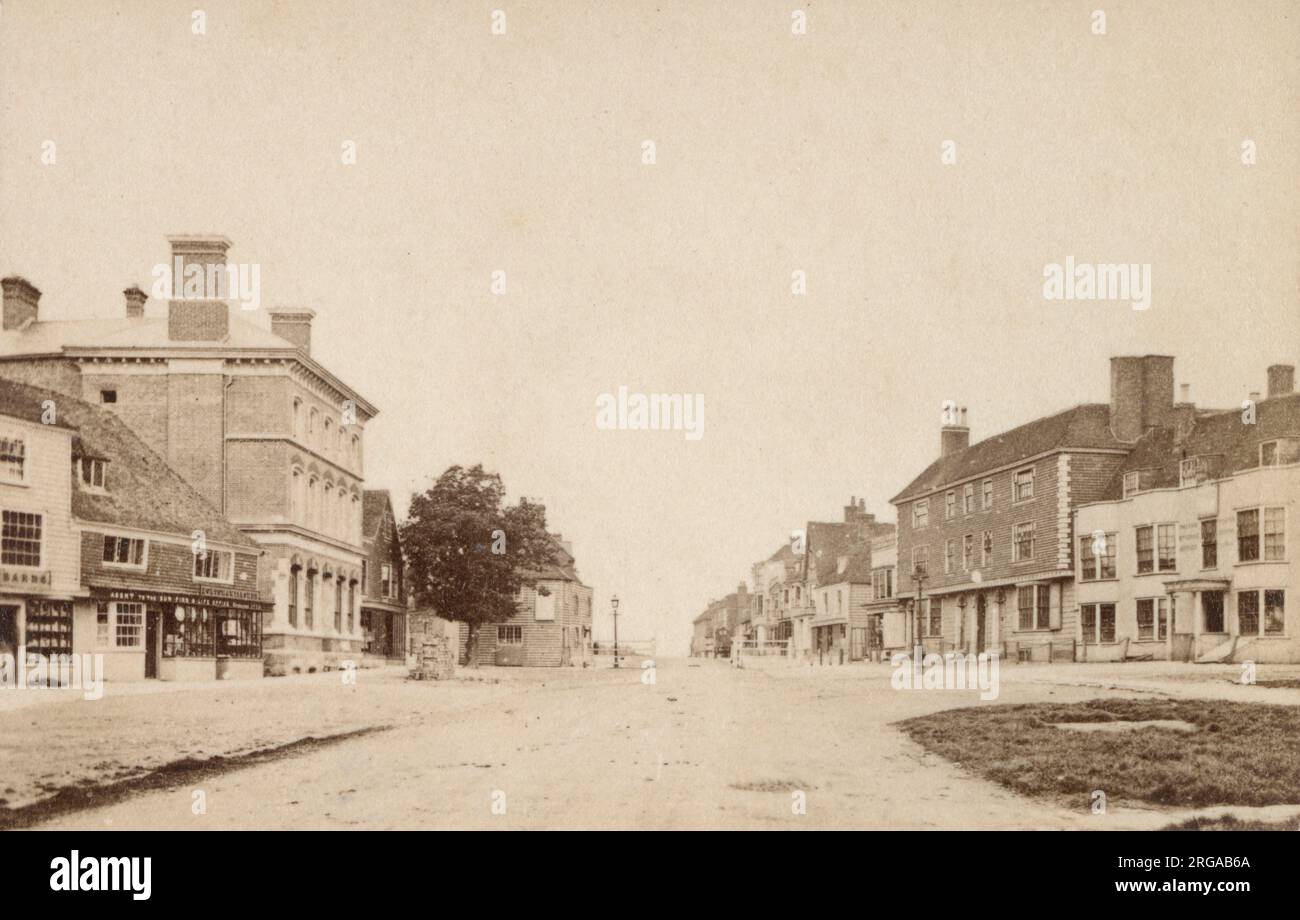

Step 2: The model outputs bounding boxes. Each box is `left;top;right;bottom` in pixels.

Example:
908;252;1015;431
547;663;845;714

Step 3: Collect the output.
0;604;18;661
975;594;987;653
144;608;160;679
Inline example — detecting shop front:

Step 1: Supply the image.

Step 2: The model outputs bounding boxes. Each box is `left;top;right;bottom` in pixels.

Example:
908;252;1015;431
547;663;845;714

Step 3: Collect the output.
88;586;268;681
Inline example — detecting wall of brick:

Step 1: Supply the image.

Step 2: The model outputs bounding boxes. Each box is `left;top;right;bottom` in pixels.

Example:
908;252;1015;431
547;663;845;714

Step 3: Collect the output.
226;440;289;522
897;453;1066;595
80;371;170;455
80;530;261;596
166;373;226;510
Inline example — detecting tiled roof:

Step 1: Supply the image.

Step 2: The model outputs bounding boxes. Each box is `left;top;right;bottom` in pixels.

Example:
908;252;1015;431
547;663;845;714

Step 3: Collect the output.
0;381;74;429
362;489;393;538
0;379;255;546
1102;393;1300;497
891;404;1129;503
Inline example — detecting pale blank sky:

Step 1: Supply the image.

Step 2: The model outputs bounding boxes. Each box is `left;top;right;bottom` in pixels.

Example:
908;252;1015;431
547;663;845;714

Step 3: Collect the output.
2;0;1297;655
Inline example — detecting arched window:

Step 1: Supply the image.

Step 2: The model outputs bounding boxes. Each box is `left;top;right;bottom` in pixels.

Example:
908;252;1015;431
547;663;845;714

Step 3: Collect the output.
309;477;319;532
304;567;316;629
288;563;300;627
290;468;302;521
335;577;344;633
292;398;303;441
351;435;360;468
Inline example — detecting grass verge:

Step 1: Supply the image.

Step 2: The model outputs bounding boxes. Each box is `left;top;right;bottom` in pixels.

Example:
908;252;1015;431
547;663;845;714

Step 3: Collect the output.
896;698;1300;809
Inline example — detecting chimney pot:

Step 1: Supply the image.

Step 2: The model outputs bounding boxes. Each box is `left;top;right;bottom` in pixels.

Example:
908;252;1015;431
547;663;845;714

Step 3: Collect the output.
1267;364;1295;398
123;285;148;319
1179;383;1190;403
2;276;41;330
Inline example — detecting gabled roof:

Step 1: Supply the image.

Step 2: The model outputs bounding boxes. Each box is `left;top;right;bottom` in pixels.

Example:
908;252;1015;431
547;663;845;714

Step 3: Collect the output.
1102;393;1300;497
0;378;255;547
891;404;1130;503
765;542;798;563
362;489;394;538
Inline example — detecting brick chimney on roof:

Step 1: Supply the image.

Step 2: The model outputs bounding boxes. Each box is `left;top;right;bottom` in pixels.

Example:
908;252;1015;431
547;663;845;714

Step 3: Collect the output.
123;285;147;319
1109;355;1174;441
166;234;231;341
268;307;315;355
1;276;41;330
940;406;969;457
1268;364;1295;398
843;496;874;524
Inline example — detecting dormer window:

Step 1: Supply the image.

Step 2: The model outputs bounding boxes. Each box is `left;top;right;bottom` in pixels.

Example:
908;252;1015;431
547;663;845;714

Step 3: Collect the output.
1122;471;1140;497
79;458;107;491
100;389;117;404
1179;457;1204;487
1260;438;1300;466
0;436;25;484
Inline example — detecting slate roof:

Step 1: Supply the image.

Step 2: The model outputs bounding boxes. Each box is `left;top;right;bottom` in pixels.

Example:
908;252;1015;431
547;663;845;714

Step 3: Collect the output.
891;404;1130;503
0;378;255;547
0;314;297;354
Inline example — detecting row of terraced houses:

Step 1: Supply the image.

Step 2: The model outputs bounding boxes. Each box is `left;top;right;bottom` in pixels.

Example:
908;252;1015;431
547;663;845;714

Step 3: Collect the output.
693;354;1300;666
0;235;592;681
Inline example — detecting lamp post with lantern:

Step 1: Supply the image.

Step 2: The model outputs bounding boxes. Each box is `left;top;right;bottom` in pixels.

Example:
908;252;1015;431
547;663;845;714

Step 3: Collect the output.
611;594;620;668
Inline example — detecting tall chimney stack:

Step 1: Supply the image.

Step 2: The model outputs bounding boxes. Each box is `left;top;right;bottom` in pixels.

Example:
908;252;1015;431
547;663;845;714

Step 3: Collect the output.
1267;364;1295;398
123;285;147;319
268;307;315;355
166;234;231;341
940;406;970;457
1109;355;1174;441
1;276;40;330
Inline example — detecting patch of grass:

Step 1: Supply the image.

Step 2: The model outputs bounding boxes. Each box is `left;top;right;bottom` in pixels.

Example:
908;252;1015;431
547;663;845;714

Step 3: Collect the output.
1253;679;1300;689
896;698;1300;809
730;779;808;793
1164;813;1300;831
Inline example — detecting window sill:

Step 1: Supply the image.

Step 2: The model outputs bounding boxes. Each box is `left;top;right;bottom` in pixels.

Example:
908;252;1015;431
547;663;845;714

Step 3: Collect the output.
193;576;235;585
1234;559;1287;566
102;562;146;572
1078;576;1119;583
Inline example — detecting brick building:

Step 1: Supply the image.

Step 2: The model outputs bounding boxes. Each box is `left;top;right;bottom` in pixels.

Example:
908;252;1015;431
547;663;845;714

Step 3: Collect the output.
889;355;1187;662
360;490;408;664
0;378;269;681
0;236;377;675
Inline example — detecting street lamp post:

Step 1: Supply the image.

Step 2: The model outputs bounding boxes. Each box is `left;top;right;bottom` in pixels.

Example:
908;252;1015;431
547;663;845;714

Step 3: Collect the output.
912;566;928;655
611;595;620;668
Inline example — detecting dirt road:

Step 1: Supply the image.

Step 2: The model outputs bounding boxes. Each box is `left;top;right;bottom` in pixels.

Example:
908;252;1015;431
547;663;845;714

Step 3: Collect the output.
30;658;1209;830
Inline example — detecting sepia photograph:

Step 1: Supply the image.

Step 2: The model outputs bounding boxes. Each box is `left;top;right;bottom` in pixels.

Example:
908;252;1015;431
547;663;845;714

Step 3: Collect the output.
0;0;1297;901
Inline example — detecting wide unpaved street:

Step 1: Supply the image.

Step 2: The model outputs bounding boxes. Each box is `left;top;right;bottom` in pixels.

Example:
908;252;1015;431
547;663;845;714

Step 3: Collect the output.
18;658;1300;830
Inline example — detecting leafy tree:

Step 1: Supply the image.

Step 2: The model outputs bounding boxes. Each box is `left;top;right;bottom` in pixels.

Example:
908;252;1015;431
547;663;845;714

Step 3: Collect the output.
401;465;555;666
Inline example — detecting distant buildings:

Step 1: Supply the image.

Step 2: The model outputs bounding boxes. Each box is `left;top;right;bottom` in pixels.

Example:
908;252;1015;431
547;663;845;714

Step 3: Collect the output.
690;585;749;658
696;355;1299;666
